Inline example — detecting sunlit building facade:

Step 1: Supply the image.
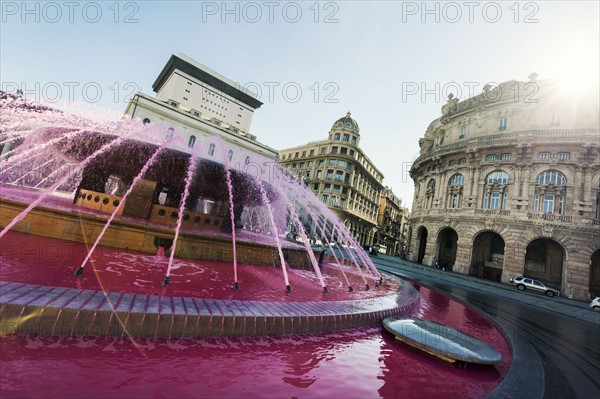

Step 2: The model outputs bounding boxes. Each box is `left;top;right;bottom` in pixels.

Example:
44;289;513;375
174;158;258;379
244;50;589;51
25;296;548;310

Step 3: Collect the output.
278;113;385;247
407;76;600;300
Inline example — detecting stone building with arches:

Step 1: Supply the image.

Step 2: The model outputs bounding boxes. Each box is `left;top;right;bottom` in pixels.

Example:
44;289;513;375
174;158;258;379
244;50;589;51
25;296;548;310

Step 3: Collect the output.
407;76;600;300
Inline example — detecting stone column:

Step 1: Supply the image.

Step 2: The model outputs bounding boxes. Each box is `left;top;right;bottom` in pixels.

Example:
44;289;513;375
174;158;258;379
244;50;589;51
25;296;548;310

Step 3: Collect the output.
522;166;531;200
453;237;470;275
583;166;592;203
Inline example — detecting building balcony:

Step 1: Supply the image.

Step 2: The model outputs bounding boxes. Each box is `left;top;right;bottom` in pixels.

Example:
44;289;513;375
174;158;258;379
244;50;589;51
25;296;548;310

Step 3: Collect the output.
474;209;511;216
527;213;573;223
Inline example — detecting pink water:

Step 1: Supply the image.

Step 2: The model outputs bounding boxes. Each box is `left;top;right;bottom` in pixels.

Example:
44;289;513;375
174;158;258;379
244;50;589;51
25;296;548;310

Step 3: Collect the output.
0;231;512;398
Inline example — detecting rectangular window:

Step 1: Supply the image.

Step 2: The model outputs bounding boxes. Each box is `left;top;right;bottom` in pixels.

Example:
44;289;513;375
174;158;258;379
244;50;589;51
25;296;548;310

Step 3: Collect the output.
326;170;334;179
316;170;322;178
322;194;329;202
333;185;341;193
338;160;346;168
543;194;554;213
501;153;512;160
331;147;338;154
538;152;551;160
309;149;314;156
486;154;498;161
343;134;350;142
334;133;340;140
450;193;460;208
558;195;564;215
534;193;540;213
318;160;324;167
307;161;313;167
502;193;507;210
557;152;570;160
351;136;357;145
490;192;500;209
340;147;347;155
350;149;355;157
459;126;467;139
483;192;489;209
313;183;319;190
498;117;507;131
335;171;344;181
301;151;306;157
320;148;326;155
294;152;299;159
324;184;331;191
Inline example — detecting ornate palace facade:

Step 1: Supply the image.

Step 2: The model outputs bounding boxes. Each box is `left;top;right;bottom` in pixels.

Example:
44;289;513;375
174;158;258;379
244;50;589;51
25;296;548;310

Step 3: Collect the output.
407;77;600;300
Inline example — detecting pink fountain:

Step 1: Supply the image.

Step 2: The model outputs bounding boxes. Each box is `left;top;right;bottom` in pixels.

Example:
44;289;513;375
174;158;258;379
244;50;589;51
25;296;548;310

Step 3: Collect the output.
0;92;419;338
0;91;511;399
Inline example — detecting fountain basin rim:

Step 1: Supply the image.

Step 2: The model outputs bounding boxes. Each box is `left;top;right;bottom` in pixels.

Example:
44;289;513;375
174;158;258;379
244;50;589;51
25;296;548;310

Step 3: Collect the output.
0;280;420;337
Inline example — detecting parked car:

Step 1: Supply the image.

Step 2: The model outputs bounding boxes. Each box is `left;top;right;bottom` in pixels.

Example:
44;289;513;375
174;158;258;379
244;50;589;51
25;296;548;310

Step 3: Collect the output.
590;297;600;311
509;276;560;297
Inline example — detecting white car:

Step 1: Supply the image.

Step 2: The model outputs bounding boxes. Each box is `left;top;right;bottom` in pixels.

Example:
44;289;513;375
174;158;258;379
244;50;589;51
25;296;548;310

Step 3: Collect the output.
590;297;600;312
509;276;560;297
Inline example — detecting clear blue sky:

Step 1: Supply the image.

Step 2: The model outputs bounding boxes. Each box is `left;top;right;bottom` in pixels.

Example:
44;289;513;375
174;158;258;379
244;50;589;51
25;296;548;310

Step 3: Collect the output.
2;1;598;208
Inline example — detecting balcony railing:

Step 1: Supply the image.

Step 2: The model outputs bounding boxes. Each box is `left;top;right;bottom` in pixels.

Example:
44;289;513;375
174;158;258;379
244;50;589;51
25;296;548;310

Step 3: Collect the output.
474;209;511;216
527;213;572;223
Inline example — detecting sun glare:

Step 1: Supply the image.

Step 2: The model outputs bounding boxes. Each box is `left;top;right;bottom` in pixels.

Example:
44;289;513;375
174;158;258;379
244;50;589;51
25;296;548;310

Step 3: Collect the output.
544;40;600;98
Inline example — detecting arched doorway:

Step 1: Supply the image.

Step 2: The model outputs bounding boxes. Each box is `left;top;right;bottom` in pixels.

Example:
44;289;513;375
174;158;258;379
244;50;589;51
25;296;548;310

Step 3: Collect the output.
589;249;600;297
524;238;564;289
436;228;458;271
470;231;505;281
416;227;428;264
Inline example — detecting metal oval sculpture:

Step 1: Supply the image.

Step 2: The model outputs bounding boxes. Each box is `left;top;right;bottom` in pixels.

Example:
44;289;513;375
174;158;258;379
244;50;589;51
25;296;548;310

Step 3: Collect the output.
383;316;502;365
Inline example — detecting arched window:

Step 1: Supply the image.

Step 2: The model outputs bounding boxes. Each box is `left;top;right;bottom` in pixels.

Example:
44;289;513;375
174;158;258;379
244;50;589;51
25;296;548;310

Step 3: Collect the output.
448;174;464;186
534;170;567;215
142;118;151;125
425;179;436;209
447;174;464;209
188;135;196;149
537;170;566;186
482;170;509;210
208;143;215;156
484;170;509;185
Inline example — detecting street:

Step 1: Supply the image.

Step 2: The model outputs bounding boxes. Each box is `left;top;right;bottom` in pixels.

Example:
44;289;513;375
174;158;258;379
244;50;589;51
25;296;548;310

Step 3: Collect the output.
372;255;600;399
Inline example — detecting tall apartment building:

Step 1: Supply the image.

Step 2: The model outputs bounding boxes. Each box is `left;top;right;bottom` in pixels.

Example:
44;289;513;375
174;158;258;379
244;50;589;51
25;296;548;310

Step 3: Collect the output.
278;113;385;247
377;187;408;255
407;76;599;300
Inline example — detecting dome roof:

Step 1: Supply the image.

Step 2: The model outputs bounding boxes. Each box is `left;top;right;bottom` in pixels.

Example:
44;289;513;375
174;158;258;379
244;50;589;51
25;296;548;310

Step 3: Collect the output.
332;112;359;134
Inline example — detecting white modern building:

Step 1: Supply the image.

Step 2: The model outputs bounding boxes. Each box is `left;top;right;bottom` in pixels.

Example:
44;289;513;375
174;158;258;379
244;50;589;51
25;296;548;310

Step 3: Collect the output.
124;53;277;164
